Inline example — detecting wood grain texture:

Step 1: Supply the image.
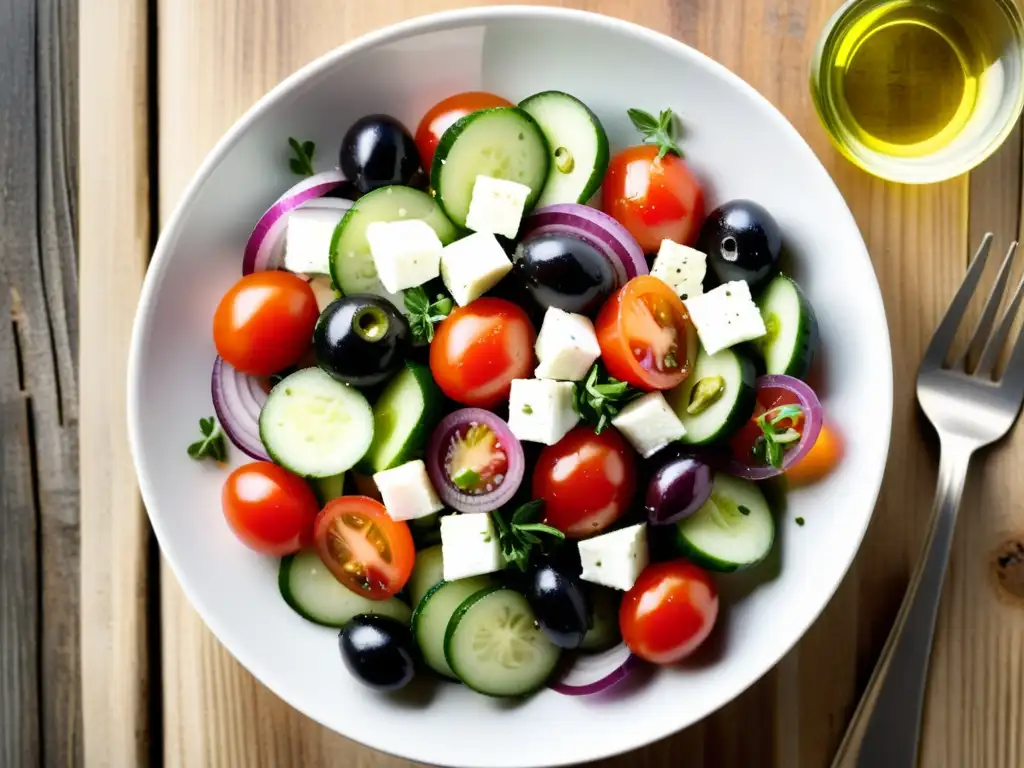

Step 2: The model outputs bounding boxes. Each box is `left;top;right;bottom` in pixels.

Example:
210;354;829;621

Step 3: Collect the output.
0;0;81;765
148;1;1018;767
79;0;153;765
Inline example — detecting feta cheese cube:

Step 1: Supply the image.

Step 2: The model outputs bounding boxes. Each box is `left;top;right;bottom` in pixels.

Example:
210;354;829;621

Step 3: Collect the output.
440;512;503;581
440;231;513;306
507;378;579;445
534;308;601;381
366;219;443;294
465;175;532;238
373;460;443;522
611;392;687;458
283;205;346;275
578;524;649;591
684;280;767;355
651;240;707;300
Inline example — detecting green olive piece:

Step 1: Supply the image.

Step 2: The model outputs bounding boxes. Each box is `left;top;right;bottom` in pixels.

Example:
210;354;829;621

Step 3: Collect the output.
554;146;574;173
686;375;725;415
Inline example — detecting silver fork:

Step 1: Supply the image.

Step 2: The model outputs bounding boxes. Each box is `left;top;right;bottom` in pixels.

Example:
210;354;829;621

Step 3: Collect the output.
831;233;1024;768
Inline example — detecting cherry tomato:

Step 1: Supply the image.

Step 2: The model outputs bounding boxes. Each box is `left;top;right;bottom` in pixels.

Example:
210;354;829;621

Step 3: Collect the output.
595;275;696;390
415;91;513;168
620;559;719;664
786;422;843;485
532;427;637;538
221;462;319;556
602;146;705;252
213;271;319;376
430;298;536;407
729;387;803;467
314;496;415;600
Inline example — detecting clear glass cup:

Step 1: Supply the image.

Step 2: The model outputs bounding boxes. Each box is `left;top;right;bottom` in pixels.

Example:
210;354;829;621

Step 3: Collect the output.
810;0;1024;183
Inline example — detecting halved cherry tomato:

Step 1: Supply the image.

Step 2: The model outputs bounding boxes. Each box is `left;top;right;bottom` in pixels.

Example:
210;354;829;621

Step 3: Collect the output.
595;275;696;390
430;298;536;407
620;559;719;664
414;91;513;168
785;422;843;484
729;387;803;467
602;145;705;252
314;496;415;600
213;271;319;376
532;427;637;538
221;462;319;556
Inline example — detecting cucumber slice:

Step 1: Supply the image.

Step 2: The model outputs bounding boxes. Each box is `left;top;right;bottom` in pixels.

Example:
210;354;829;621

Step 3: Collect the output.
310;473;345;505
519;91;609;206
259;368;373;477
329;185;458;304
411;577;492;678
756;274;819;379
673;473;775;572
431;107;550;228
408;544;444;607
361;361;443;474
579;584;622;653
444;586;561;697
279;550;411;627
666;348;757;444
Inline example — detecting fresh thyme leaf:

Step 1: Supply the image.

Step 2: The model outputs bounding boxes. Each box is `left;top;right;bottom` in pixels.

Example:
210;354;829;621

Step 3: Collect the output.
287;136;316;177
492;500;563;572
573;362;643;434
187;416;227;462
627;107;683;159
403;286;454;344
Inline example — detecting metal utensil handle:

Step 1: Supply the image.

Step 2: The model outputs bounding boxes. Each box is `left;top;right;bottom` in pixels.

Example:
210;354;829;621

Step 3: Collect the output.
831;436;974;768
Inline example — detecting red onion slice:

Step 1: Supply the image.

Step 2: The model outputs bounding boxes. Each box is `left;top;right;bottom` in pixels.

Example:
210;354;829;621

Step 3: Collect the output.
520;203;648;288
211;356;270;461
426;409;525;513
549;643;637;696
725;374;824;481
242;170;351;275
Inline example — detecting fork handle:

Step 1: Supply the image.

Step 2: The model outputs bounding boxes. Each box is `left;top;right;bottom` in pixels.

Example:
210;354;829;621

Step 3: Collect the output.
831;436;975;768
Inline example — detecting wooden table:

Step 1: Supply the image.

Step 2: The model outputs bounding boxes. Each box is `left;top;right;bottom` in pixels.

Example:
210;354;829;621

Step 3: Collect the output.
7;0;1016;765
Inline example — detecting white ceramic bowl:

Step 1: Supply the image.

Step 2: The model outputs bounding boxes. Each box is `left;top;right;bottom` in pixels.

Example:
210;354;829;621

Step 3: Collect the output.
129;7;893;767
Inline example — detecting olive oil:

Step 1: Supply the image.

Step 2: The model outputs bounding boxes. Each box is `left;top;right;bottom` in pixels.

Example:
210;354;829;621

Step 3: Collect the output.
811;0;1024;182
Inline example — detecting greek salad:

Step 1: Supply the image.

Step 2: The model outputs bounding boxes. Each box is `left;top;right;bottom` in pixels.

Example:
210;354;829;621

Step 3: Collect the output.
197;89;842;698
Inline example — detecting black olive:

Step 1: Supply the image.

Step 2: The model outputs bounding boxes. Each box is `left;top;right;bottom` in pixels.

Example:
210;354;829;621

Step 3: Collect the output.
314;295;409;388
339;615;416;692
526;560;589;649
339;114;421;194
512;232;616;316
697;199;782;292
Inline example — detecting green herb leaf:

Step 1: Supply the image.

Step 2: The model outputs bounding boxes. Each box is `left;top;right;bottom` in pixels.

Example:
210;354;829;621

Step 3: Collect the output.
750;403;805;469
403;286;454;344
287;136;316;177
187;416;227;463
627;107;683;159
493;500;563;572
573;362;644;435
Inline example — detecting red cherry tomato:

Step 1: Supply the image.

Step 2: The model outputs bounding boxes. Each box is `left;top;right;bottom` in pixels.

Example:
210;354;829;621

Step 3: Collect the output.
595;275;696;390
620;559;719;664
314;496;415;600
430;298;536;407
213;271;319;376
602;146;705;252
415;91;513;168
729;387;803;466
532;427;637;538
221;462;319;556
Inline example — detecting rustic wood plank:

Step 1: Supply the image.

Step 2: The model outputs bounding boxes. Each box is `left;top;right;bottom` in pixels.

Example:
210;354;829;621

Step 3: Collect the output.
0;0;81;764
79;0;154;765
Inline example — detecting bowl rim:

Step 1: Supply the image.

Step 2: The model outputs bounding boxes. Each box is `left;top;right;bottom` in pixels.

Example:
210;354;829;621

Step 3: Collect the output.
128;5;894;765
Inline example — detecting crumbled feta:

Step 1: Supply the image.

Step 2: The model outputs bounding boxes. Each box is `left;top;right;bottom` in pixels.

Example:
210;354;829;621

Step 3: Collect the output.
439;231;513;306
373;460;443;522
684;280;767;355
507;378;579;445
366;219;443;294
578;524;649;591
534;308;601;381
440;512;503;581
651;240;707;300
465;175;532;239
611;392;687;458
283;205;346;275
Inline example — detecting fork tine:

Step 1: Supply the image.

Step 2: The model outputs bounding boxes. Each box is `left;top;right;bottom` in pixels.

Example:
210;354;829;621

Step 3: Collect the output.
922;233;995;370
977;242;1024;376
960;241;1020;370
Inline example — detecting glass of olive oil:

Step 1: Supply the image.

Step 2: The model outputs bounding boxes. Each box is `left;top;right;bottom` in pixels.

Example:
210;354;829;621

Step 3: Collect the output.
811;0;1024;183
